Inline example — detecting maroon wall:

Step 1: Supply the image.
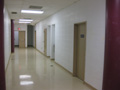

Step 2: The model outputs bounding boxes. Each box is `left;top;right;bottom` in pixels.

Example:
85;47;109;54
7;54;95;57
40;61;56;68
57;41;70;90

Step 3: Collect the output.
103;0;120;90
0;0;6;90
11;19;14;53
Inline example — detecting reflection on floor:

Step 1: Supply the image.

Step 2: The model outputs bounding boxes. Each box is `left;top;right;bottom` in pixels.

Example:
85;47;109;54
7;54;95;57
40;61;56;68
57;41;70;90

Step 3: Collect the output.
6;48;92;90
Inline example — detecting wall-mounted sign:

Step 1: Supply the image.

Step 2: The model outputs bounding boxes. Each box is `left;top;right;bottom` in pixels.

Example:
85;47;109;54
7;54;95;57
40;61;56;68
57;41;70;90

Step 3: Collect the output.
80;34;84;38
18;28;21;30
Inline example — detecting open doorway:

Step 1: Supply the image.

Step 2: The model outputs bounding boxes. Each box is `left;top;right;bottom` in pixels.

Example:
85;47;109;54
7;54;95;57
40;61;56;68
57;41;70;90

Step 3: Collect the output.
50;24;55;59
27;25;34;47
73;22;87;81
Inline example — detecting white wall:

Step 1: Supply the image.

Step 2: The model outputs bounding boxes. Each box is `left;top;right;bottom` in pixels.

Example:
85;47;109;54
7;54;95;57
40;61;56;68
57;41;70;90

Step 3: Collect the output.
14;24;27;47
35;0;105;90
47;26;51;56
4;7;11;69
36;24;44;52
50;25;55;59
14;31;19;45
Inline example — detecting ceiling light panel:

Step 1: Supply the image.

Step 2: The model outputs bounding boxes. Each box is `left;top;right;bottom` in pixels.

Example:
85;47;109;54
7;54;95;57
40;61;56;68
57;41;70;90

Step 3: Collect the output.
19;21;31;23
19;75;32;79
19;19;33;22
21;10;44;14
20;81;34;85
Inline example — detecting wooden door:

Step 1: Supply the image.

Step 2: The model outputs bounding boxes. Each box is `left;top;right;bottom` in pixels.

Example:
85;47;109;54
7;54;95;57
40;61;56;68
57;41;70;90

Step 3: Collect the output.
44;29;47;55
19;31;25;48
73;22;86;81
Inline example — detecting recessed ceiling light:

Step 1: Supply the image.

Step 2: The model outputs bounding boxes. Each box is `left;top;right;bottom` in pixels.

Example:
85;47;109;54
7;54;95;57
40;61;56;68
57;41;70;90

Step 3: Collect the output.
19;75;31;79
19;19;33;22
20;81;34;85
19;21;31;23
21;10;44;14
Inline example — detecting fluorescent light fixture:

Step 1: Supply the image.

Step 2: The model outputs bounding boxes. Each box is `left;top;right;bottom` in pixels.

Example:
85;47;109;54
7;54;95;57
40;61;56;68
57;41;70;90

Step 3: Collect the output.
19;19;33;22
19;75;31;79
19;21;31;23
20;81;34;85
21;10;44;14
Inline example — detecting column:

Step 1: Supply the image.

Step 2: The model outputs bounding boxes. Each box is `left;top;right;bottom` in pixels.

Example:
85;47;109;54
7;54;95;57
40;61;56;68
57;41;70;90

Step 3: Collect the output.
11;19;14;53
0;0;6;90
103;0;120;90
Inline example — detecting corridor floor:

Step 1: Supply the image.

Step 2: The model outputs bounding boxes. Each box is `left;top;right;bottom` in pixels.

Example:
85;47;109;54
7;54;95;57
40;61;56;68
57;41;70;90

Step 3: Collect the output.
6;48;92;90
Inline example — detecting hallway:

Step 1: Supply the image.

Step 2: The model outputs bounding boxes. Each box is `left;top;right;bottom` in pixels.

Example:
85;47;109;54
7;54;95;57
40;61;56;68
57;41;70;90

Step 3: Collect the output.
6;48;92;90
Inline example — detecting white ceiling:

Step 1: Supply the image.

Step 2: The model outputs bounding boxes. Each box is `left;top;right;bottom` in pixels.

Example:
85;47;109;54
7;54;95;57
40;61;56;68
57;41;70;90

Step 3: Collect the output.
5;0;80;25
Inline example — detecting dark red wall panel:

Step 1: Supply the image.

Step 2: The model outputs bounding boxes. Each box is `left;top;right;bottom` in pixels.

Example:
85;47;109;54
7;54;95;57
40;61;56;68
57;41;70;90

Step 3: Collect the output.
0;0;6;90
11;19;14;53
103;0;120;90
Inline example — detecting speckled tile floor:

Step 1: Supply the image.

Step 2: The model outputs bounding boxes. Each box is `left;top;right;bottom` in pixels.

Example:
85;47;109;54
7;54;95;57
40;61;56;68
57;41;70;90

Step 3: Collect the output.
6;48;92;90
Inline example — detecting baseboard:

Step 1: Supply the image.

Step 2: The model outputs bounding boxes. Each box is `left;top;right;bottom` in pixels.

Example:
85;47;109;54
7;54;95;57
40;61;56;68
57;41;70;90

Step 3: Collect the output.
50;58;54;60
36;49;49;58
14;45;19;47
28;45;33;47
5;53;12;72
54;61;97;90
84;82;97;90
35;48;72;75
54;61;73;75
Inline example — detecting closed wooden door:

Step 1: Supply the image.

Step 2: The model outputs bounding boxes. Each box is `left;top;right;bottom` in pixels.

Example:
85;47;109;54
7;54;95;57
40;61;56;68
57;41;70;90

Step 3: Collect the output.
74;22;86;81
44;29;47;55
19;31;25;48
77;23;86;81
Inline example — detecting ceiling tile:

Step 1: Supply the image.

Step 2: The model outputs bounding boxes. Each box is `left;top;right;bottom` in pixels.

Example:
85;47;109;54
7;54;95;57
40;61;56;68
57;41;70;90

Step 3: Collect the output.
5;0;80;24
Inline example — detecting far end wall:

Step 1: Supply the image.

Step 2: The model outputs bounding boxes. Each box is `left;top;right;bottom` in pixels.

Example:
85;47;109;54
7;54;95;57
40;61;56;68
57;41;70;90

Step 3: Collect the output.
14;24;27;47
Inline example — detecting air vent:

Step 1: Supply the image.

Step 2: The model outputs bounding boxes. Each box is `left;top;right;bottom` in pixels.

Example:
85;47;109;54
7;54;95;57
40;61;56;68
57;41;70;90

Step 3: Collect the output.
11;12;17;14
29;5;43;9
24;18;31;19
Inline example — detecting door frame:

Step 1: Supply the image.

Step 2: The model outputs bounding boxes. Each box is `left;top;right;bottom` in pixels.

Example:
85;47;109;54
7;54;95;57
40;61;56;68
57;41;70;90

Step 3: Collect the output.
73;21;87;81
